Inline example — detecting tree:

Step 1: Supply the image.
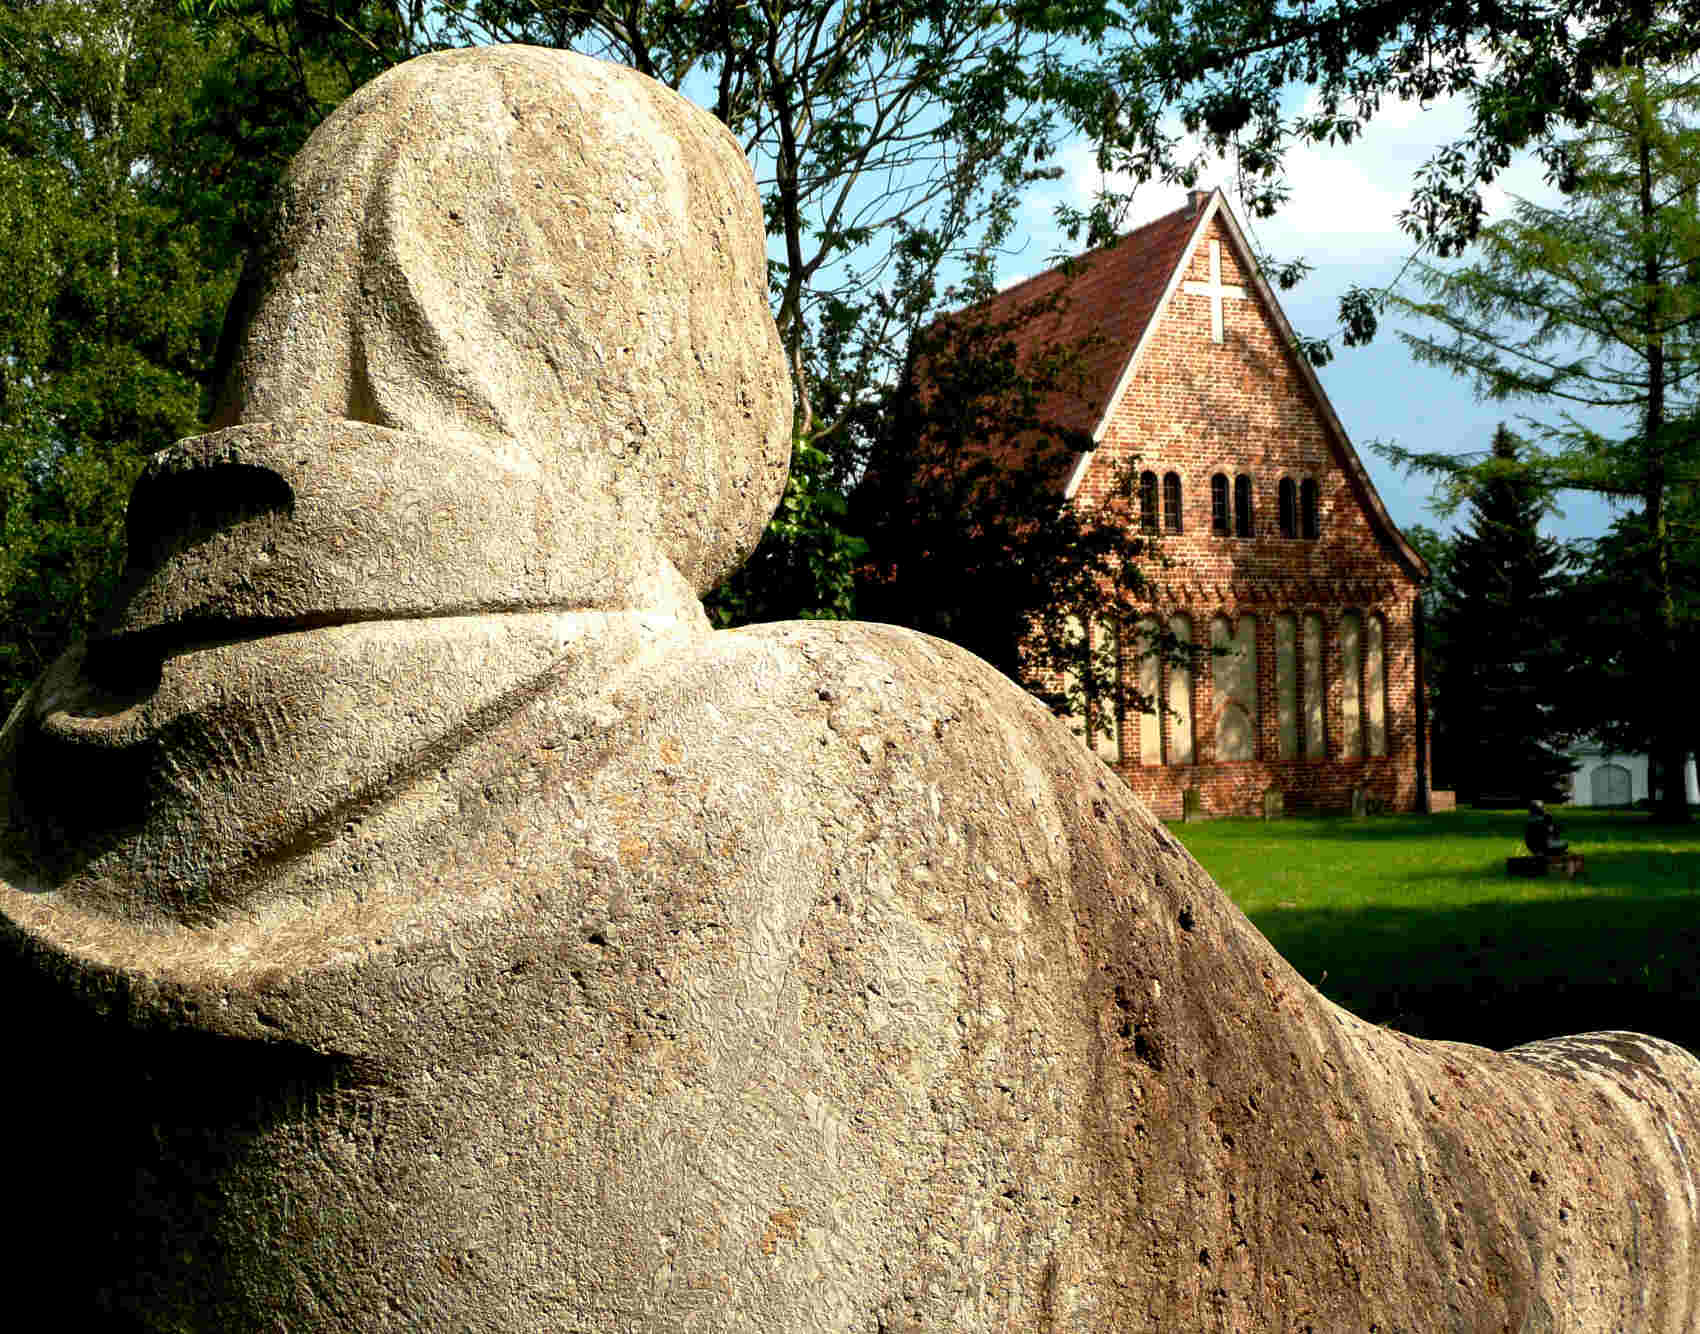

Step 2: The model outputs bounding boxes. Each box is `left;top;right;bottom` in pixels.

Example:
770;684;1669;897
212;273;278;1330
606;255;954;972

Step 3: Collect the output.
0;0;1099;717
1425;428;1576;805
852;291;1176;735
164;0;1134;630
1380;58;1700;818
0;1;266;715
188;0;1098;439
1051;0;1700;354
173;3;412;253
1568;484;1700;797
0;1;439;722
703;435;866;628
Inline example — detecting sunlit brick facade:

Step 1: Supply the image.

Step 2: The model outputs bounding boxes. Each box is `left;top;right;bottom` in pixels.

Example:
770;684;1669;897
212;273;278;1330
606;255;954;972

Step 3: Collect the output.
956;190;1431;818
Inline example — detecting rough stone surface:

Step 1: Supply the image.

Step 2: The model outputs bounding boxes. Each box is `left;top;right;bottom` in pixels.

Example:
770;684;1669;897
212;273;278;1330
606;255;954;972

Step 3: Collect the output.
205;43;788;614
3;44;1700;1333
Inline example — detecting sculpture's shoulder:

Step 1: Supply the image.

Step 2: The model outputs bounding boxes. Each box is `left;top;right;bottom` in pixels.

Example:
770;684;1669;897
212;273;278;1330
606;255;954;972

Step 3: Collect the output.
619;617;1124;831
574;616;1182;923
658;618;1079;766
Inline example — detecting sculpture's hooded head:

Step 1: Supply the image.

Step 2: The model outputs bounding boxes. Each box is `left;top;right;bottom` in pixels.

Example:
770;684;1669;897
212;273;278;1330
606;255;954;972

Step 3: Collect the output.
151;43;790;625
0;47;791;923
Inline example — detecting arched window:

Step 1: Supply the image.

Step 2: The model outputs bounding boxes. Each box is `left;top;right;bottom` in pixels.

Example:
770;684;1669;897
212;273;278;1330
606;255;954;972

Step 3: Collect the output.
1275;613;1299;758
1300;478;1320;539
1134;618;1161;766
1211;614;1258;761
1167;613;1195;765
1067;614;1122;762
1233;474;1254;537
1139;470;1159;533
1278;477;1297;538
1302;612;1325;758
1163;471;1183;532
1210;473;1230;535
1092;617;1122;764
1340;610;1363;759
1366;613;1387;757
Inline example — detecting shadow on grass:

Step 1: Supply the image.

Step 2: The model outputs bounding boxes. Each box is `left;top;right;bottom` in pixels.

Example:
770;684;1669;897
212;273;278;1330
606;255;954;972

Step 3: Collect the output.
1278;807;1700;849
1581;848;1700;889
1348;849;1700;893
1275;816;1518;844
1255;891;1700;1055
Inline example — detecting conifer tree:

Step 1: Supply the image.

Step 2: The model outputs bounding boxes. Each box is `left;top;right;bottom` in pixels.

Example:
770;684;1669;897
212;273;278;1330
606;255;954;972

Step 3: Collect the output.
1381;54;1700;819
1568;487;1700;802
1430;427;1575;806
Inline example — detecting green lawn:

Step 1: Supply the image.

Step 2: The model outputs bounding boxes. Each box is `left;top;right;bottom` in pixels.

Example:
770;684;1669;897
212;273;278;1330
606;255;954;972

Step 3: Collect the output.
1169;807;1700;1054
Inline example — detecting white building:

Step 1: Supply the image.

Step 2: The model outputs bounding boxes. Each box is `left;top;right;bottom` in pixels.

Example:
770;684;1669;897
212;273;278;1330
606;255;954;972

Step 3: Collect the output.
1568;741;1699;807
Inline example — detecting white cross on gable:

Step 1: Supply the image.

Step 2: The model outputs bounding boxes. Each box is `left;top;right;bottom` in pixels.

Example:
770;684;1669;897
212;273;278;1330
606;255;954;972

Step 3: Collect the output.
1181;239;1246;344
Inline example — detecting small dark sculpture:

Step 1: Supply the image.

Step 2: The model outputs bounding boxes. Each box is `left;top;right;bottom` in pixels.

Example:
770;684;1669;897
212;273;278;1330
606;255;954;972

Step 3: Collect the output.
1526;799;1569;856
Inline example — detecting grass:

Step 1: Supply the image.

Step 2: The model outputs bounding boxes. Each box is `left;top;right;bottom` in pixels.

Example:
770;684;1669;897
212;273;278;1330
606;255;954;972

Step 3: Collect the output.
1169;807;1700;1054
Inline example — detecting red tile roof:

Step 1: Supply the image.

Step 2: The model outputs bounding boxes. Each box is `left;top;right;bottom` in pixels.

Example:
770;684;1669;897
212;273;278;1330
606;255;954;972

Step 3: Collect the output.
919;200;1203;488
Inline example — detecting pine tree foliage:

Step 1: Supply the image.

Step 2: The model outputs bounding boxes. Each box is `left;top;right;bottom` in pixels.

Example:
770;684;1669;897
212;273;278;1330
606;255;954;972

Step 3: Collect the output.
1380;54;1700;819
1569;485;1700;792
1429;428;1576;805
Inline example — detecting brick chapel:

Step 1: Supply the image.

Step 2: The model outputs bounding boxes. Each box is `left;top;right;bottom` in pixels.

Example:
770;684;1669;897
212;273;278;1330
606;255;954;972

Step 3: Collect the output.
948;187;1431;818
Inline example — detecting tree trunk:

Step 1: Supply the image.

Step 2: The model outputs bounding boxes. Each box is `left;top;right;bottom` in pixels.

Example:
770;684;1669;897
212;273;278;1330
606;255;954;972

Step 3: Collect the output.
1634;67;1689;821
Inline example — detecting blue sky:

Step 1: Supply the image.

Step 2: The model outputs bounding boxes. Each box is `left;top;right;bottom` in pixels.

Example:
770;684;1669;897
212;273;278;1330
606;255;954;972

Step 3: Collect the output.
1004;89;1634;547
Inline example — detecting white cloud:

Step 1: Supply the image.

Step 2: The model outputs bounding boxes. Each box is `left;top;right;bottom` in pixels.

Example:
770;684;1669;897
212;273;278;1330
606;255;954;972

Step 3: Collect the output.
1238;141;1412;260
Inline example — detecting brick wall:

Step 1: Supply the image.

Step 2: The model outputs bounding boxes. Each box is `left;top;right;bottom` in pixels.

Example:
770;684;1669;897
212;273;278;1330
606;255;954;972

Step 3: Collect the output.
1068;214;1429;817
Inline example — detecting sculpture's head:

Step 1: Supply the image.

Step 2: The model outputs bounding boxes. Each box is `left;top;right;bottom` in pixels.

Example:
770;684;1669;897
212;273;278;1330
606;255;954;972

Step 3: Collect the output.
150;43;792;627
0;47;791;922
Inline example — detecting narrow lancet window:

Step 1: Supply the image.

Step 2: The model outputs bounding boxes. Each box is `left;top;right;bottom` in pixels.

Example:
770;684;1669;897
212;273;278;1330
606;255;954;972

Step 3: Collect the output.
1302;612;1325;757
1211;474;1230;535
1167;613;1195;764
1367;614;1387;758
1300;478;1320;539
1135;618;1162;765
1278;477;1297;538
1211;614;1258;761
1276;613;1299;758
1340;611;1363;759
1092;618;1122;764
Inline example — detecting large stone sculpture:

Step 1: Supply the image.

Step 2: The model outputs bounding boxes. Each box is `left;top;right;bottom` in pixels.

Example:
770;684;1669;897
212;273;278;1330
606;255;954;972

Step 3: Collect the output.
2;45;1699;1332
